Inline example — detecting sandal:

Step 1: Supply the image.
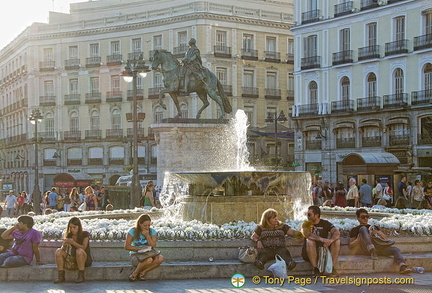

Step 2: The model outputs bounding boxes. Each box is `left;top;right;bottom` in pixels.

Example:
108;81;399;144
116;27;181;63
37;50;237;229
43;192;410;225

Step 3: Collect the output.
138;274;146;281
128;274;137;282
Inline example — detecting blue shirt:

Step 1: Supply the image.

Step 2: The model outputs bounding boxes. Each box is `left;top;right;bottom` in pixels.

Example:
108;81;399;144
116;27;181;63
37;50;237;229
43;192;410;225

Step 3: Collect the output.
128;227;157;255
397;182;406;198
359;184;372;204
48;192;58;207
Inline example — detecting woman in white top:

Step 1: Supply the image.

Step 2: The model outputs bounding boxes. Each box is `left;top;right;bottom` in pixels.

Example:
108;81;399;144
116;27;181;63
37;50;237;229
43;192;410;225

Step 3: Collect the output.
411;180;425;208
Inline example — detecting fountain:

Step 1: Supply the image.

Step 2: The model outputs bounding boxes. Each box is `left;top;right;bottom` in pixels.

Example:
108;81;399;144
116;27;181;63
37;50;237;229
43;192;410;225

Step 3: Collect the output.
152;110;312;225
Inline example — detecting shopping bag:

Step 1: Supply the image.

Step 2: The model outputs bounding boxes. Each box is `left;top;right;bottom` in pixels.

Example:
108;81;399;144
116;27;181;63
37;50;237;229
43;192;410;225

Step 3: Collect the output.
267;254;287;279
317;246;332;274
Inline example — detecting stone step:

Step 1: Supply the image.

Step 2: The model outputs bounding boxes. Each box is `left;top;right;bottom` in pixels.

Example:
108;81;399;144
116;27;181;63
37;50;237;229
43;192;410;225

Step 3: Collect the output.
1;253;431;282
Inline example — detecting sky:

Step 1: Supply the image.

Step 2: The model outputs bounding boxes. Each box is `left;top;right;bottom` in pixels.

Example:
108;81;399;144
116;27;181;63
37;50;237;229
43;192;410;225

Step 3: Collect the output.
0;0;88;49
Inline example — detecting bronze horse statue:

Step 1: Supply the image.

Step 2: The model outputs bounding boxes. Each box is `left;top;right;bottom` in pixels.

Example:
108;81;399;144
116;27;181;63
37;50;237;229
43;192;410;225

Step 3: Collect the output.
151;49;232;119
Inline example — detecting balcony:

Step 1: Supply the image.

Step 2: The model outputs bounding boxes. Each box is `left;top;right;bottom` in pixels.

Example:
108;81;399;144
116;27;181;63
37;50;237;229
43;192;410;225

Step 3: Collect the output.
358;45;380;61
334;1;354;17
411;90;432;106
106;129;123;139
43;160;57;167
332;50;353;65
39;61;55;71
265;89;281;100
39;95;56;106
306;140;322;150
286;53;294;64
65;59;80;70
297;103;318;116
301;56;321;70
67;159;82;166
241;49;258;60
85;92;102;104
39;131;56;141
85;56;102;67
173;45;188;58
357;96;381;111
128;52;143;60
148;87;163;99
336;137;355;148
418;133;432;145
301;9;320;24
385;40;409;56
414;34;432;51
64;94;81;105
109;158;125;165
241;87;259;98
106;90;123;102
214;45;232;58
64;131;81;141
126;128;146;141
389;135;410;146
85;130;102;139
223;85;232;96
362;136;382;147
88;158;103;165
106;54;122;65
388;0;406;3
360;0;379;11
331;100;354;113
383;93;408;109
264;51;281;63
127;89;144;101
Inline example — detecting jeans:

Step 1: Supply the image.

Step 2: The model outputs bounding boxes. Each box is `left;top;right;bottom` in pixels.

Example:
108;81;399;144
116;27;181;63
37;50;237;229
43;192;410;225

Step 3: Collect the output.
357;226;405;265
0;252;28;268
256;247;294;267
6;208;14;217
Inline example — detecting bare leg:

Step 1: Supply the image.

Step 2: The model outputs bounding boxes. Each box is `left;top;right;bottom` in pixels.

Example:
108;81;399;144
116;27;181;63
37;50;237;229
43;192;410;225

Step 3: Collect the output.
140;255;165;278
75;248;87;271
329;239;340;267
131;258;153;278
55;248;66;270
306;239;318;268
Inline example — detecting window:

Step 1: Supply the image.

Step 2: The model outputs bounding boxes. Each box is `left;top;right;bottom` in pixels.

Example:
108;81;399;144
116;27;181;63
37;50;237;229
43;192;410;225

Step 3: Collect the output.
90;43;99;57
304;35;317;57
288;39;294;55
308;0;317;10
136;77;143;90
424;63;432;90
243;34;254;51
90;77;99;93
70;111;79;132
132;38;141;52
288;74;294;92
45;113;55;136
154;73;163;88
341;77;350;102
110;41;120;54
180;104;188;119
366;23;377;47
178;32;188;47
90;110;100;130
394;16;405;41
363;126;380;138
154;106;164;123
244;106;255;126
308;81;318;104
153;35;162;50
110;146;125;160
69;46;78;58
69;79;78;94
112;109;121;129
266;37;277;52
394;68;404;94
266;72;277;89
426;11;432;35
243;70;254;87
340;28;350;51
216;31;227;47
44;80;54;95
111;75;120;92
391;123;408;136
43;48;53;61
216;67;227;85
367;73;377;97
338;128;353;139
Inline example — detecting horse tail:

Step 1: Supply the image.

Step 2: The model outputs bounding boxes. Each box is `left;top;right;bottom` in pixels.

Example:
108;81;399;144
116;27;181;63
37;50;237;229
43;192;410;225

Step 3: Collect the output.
216;80;232;114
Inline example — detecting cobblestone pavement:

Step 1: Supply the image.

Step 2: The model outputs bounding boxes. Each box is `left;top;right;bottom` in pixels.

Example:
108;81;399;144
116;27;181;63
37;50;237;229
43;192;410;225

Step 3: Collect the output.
1;272;431;293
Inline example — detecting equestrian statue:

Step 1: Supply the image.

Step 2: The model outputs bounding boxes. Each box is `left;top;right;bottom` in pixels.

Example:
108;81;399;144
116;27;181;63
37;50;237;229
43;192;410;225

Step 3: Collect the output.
151;38;232;119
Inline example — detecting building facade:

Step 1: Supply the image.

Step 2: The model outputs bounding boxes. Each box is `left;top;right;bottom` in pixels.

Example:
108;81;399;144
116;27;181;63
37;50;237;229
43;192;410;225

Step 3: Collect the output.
0;0;295;194
292;0;432;183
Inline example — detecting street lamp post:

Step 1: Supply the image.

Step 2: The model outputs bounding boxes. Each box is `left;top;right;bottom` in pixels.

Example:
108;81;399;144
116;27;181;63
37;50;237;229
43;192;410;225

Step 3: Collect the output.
121;54;150;209
29;109;43;214
265;110;287;169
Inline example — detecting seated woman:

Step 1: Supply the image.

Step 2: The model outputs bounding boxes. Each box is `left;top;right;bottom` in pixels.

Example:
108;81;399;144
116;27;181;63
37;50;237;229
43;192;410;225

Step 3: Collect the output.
124;214;164;281
251;208;301;271
54;217;92;283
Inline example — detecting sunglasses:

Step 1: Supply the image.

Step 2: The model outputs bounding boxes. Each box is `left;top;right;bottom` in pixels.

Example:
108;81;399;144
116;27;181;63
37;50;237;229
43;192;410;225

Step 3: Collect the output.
307;213;314;217
359;215;370;219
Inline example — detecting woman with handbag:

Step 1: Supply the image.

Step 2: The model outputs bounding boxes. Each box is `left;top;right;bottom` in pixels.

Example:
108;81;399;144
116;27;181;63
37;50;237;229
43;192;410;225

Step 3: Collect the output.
54;217;92;283
251;208;301;272
124;214;164;281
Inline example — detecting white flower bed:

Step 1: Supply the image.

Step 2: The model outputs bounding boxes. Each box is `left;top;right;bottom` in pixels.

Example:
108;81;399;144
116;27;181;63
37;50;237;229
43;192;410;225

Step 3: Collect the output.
1;206;431;241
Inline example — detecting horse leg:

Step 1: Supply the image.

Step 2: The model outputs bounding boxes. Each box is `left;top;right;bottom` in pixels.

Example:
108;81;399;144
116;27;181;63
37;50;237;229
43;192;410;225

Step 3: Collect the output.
207;88;225;119
196;91;210;119
158;89;170;110
170;92;182;118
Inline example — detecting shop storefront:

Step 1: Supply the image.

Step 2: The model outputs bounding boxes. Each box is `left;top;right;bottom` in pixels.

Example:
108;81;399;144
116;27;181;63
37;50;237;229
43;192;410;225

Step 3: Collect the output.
53;173;94;195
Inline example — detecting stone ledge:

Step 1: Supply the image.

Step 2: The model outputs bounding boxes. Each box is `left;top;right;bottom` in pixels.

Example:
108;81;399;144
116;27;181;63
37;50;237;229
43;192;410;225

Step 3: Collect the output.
1;253;430;282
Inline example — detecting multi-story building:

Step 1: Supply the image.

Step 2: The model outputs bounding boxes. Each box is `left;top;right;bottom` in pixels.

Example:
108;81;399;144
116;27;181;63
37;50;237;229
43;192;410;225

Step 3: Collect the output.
0;0;295;194
292;0;432;184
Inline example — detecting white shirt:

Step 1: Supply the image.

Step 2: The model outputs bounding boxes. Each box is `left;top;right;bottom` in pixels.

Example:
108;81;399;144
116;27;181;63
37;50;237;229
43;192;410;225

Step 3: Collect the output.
375;183;383;199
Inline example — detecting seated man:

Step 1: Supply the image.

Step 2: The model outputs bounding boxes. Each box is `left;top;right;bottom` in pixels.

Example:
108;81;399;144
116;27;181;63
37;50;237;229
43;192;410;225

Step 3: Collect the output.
0;215;43;268
349;208;411;274
301;205;340;276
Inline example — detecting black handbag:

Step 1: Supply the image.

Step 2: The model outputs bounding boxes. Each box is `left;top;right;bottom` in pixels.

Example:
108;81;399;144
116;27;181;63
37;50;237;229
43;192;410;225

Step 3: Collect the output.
131;248;161;266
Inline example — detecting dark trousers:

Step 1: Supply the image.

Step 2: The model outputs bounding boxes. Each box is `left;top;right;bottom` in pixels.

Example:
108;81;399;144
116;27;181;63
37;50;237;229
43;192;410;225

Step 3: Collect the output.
357;226;404;265
257;247;293;266
347;199;355;207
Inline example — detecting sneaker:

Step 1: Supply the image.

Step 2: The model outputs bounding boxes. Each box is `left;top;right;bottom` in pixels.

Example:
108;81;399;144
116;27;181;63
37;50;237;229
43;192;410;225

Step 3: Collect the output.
399;265;411;275
370;248;378;260
254;260;264;270
312;267;321;277
287;261;297;271
331;267;339;277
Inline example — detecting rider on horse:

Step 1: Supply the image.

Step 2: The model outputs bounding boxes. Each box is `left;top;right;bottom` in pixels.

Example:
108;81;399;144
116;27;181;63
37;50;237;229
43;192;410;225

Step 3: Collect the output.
181;38;206;92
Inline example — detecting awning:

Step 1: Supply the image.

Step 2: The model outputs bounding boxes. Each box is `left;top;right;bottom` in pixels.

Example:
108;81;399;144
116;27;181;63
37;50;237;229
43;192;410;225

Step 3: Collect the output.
386;118;409;126
333;122;355;130
341;152;400;175
359;120;381;128
53;172;94;187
